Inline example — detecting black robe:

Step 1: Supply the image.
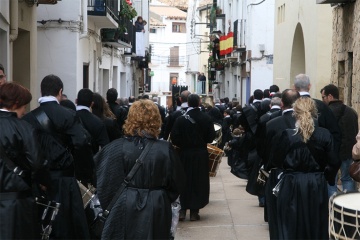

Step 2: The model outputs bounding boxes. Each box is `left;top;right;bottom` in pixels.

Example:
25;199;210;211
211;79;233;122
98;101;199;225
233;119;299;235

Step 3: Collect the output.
170;108;215;210
23;101;90;239
95;137;185;239
0;111;45;239
269;127;341;239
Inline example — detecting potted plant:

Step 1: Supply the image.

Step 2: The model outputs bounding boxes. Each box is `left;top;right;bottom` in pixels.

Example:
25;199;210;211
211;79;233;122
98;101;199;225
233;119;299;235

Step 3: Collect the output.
216;7;222;15
119;0;138;33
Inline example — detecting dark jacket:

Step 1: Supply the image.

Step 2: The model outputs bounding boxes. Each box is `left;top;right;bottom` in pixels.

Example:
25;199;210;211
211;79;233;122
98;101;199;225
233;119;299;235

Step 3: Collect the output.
265;110;296;169
135;21;144;32
76;109;109;153
0;111;45;239
302;95;342;153
23;101;90;239
96;137;185;239
328;100;358;160
269;128;340;239
171;108;215;210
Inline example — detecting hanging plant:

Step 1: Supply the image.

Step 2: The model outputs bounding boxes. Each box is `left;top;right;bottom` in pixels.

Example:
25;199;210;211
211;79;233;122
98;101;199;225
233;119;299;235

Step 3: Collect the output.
120;0;137;20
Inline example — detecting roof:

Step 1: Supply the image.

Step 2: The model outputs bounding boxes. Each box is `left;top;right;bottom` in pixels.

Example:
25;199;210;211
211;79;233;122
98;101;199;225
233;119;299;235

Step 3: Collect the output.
198;0;212;8
156;0;188;10
149;17;166;27
149;5;187;19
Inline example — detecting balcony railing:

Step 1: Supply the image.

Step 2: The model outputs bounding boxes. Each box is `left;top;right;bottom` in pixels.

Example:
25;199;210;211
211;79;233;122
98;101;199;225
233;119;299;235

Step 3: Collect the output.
101;19;135;49
88;0;119;23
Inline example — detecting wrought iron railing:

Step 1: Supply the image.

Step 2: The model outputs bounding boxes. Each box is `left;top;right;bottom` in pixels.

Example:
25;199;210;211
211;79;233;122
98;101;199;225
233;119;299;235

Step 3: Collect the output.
87;0;119;23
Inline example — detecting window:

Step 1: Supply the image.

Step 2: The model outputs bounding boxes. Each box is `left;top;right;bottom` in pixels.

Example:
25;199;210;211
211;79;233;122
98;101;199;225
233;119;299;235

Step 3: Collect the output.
172;23;186;33
150;28;156;33
169;46;179;66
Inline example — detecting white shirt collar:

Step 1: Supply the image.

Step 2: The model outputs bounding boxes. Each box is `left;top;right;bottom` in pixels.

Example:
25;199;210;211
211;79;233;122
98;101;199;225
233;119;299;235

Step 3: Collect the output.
76;105;91;112
299;91;310;96
38;96;59;104
181;102;188;108
253;99;262;104
185;107;198;114
282;108;294;115
263;98;271;101
0;109;10;112
271;106;281;110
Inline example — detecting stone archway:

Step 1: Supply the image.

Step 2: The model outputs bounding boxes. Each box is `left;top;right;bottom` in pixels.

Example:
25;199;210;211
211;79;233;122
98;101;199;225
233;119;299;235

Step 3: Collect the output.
290;23;305;86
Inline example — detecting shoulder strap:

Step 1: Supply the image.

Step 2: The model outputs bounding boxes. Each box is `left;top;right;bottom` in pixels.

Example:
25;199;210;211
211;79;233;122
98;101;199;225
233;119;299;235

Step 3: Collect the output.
101;140;154;219
32;107;57;135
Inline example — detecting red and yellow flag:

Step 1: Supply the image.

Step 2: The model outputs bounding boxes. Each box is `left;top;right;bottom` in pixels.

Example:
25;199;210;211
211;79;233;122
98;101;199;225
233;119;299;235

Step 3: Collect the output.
220;32;234;56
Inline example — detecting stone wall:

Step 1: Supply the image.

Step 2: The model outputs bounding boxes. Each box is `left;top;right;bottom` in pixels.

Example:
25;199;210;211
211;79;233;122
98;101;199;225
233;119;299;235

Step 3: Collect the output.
331;2;360;123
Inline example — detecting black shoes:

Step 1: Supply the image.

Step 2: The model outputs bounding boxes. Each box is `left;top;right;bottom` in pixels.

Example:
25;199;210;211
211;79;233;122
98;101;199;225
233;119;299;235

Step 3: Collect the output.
179;210;186;221
190;212;200;221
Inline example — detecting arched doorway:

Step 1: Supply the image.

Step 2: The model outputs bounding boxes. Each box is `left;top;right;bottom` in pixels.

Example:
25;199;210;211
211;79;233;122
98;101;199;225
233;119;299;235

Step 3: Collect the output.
290;23;305;86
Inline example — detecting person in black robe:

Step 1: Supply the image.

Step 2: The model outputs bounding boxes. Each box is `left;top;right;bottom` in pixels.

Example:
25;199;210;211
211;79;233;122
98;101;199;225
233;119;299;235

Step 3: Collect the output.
0;83;50;239
269;97;340;239
171;94;216;221
23;74;90;239
264;89;299;239
92;92;121;142
106;88;127;135
75;88;109;187
164;90;191;140
220;109;232;149
95;99;185;239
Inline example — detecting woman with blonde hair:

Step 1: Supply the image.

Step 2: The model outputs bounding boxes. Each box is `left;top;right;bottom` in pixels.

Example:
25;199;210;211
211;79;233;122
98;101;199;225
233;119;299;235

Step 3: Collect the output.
95;99;185;239
270;97;340;240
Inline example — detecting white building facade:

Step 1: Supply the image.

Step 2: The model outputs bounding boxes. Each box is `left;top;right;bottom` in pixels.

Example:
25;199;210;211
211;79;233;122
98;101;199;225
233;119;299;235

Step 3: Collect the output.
187;0;275;105
37;0;148;102
149;2;188;94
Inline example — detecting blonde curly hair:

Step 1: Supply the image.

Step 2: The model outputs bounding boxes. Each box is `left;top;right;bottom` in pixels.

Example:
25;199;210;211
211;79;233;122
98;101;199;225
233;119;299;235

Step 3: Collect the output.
293;97;318;143
123;99;161;137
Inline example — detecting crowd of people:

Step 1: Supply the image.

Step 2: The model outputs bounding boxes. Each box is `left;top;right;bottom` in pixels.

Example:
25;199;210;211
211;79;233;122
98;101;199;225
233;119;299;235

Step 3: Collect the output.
1;66;359;239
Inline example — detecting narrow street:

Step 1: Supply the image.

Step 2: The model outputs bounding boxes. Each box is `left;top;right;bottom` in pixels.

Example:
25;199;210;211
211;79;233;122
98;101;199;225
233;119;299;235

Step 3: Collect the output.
176;156;269;240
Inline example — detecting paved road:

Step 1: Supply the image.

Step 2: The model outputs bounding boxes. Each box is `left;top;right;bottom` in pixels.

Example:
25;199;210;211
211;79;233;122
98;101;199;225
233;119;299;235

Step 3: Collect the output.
175;156;269;240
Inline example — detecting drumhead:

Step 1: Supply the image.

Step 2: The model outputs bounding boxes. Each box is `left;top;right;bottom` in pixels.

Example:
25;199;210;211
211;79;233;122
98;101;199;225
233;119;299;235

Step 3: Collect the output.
333;192;360;211
214;123;221;131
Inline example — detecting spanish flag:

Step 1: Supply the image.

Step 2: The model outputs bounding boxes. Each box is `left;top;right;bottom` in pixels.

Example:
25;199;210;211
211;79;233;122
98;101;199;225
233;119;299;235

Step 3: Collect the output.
220;32;234;56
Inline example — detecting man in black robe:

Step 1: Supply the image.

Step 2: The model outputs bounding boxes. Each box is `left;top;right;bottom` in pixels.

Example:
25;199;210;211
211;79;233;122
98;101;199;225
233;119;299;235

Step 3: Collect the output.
23;74;90;239
107;88;127;134
265;89;299;239
164;90;191;140
170;94;215;221
75;88;109;185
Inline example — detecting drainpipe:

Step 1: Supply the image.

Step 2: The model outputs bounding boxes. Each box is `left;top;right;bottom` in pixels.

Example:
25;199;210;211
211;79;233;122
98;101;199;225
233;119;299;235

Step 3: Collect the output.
80;0;88;38
9;0;18;42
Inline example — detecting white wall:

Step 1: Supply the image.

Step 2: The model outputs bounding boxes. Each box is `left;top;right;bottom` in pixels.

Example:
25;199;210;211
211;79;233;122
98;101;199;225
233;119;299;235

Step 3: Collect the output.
246;0;274;93
149;12;187;94
37;1;134;101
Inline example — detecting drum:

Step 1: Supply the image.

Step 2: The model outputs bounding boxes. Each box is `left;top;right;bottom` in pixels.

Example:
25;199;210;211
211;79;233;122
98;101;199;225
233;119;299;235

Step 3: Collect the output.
211;123;222;146
329;192;360;240
207;144;224;177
